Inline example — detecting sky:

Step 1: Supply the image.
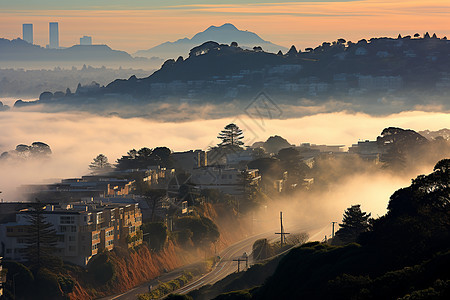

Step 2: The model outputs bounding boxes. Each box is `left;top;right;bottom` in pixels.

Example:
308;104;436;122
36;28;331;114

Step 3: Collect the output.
0;0;449;53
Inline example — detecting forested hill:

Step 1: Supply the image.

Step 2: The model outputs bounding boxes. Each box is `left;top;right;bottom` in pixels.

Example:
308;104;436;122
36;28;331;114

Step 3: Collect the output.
206;159;450;300
14;34;450;115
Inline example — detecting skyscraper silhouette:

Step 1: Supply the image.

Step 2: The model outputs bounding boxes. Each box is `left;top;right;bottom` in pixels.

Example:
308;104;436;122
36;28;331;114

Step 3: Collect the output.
49;22;59;49
22;24;33;44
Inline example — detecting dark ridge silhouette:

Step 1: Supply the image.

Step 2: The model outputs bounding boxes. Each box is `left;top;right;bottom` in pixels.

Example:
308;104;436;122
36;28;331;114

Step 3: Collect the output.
135;23;287;59
0;38;136;61
13;34;450;116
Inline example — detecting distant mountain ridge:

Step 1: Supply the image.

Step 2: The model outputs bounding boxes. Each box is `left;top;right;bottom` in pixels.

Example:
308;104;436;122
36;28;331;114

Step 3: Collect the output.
0;38;163;69
12;34;450;118
135;23;287;59
0;38;133;61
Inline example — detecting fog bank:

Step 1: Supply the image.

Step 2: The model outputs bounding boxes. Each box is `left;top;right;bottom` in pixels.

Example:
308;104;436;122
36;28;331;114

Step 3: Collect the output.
0;110;448;202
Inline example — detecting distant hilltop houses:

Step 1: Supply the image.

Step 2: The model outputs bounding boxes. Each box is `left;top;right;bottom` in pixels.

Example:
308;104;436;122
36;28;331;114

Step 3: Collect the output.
8;31;449;116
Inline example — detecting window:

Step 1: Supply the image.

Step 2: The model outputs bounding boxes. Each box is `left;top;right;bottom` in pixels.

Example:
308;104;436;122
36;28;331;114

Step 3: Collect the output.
6;227;13;233
60;216;75;224
68;235;76;242
60;226;67;232
71;226;77;232
92;233;99;240
92;243;99;250
17;238;26;244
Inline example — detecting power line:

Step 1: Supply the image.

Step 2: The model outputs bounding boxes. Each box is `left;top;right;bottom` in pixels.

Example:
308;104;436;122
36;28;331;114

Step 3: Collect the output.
275;211;290;247
331;221;338;238
233;254;248;272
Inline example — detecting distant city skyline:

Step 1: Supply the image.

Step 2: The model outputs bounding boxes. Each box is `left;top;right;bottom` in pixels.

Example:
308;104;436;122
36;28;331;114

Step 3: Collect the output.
22;23;32;44
1;0;449;53
49;22;59;49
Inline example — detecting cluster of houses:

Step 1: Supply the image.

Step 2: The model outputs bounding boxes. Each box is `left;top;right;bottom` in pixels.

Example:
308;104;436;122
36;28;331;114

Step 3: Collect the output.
0;139;387;267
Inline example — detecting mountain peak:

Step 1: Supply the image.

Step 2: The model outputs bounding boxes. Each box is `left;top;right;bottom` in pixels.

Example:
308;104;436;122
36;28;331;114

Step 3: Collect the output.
135;23;287;59
205;23;239;32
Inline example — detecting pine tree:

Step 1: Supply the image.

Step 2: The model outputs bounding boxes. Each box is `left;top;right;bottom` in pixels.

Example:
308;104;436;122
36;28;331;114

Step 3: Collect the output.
24;203;58;271
217;123;244;148
335;205;371;244
89;154;113;174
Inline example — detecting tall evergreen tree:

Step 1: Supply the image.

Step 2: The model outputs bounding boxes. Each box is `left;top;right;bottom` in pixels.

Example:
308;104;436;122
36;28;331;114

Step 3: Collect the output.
24;203;58;271
217;123;244;148
335;204;371;244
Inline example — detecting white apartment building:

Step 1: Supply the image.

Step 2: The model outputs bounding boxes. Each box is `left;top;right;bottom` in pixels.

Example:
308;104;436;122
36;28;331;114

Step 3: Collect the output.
0;202;142;266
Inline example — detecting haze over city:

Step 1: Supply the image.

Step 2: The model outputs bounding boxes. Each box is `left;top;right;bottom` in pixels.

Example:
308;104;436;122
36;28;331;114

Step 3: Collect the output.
0;1;449;299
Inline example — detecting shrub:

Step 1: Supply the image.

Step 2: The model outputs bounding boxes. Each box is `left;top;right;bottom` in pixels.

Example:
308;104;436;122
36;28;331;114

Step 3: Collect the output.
142;222;168;251
58;275;75;294
36;268;63;298
87;251;116;285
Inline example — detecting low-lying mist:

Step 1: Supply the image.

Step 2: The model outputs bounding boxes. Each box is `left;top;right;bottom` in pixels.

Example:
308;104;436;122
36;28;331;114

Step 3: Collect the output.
0;109;448;210
252;171;415;242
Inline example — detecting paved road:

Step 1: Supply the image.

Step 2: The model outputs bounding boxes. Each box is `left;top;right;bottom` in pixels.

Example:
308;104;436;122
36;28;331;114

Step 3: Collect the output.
174;223;329;295
101;262;205;300
175;231;277;295
100;232;270;300
102;223;329;300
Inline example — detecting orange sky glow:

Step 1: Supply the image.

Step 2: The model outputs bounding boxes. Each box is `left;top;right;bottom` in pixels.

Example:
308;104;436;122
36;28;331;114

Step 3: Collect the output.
0;0;449;53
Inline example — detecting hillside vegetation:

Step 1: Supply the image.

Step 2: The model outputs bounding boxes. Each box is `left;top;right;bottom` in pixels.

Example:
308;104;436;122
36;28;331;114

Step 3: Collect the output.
208;159;450;299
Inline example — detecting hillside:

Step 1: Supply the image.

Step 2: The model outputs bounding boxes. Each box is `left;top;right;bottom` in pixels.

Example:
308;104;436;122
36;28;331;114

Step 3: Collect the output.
13;34;450;116
135;23;287;59
207;159;450;299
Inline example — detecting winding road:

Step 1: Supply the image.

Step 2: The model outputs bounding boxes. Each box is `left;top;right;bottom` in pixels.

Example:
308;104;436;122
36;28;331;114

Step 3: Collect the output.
102;223;329;300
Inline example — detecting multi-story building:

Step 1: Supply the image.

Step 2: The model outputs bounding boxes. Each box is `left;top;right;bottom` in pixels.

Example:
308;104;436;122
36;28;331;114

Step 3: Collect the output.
172;150;207;171
49;22;59;49
0;201;142;266
348;140;385;163
22;24;33;44
190;167;260;196
19;176;136;202
80;35;92;45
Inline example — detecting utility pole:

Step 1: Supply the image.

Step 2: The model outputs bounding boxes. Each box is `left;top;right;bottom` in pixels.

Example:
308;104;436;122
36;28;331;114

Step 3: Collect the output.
331;221;338;238
233;257;248;272
275;211;290;247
